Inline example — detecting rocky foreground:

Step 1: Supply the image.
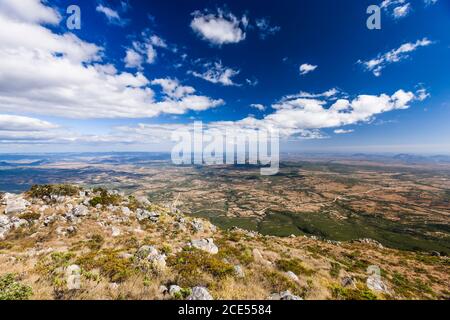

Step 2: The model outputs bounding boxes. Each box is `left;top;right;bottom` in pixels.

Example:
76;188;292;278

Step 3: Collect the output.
0;185;448;300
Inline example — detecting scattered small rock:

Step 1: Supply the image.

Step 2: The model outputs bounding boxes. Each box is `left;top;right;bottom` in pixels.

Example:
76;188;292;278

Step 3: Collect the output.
136;209;159;222
169;285;182;296
111;226;121;237
270;290;302;300
341;276;355;287
191;219;204;233
234;265;245;278
285;271;299;283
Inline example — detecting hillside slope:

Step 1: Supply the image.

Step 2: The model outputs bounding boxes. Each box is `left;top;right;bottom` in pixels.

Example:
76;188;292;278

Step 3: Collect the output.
0;185;448;300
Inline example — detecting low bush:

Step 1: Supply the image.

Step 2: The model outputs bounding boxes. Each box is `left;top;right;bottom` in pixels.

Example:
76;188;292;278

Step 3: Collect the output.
276;258;314;277
168;247;234;287
0;273;33;300
28;184;79;199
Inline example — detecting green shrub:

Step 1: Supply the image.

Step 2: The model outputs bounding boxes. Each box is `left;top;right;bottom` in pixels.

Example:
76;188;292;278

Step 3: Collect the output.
18;211;41;222
86;234;104;251
89;190;122;207
0;274;33;300
167;248;234;287
276;258;314;277
330;262;341;278
216;241;253;265
77;250;134;283
173;287;192;300
331;284;378;300
262;270;303;296
28;184;79;199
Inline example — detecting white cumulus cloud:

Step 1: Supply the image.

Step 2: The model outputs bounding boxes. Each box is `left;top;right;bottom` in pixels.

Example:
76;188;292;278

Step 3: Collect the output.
190;8;247;45
0;2;224;119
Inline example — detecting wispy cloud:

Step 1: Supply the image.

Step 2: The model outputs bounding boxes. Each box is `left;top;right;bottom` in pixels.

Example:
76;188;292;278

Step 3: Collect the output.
96;4;127;26
255;18;280;39
334;129;354;134
358;38;433;76
393;3;411;18
250;104;266;111
189;61;240;86
299;63;318;75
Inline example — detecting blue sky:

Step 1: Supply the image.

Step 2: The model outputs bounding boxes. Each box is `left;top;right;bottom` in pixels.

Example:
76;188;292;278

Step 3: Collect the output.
0;0;449;153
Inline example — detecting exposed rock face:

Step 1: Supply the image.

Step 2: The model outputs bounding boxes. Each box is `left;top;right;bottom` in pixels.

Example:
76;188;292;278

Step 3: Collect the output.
4;194;30;215
190;238;219;254
187;287;213;300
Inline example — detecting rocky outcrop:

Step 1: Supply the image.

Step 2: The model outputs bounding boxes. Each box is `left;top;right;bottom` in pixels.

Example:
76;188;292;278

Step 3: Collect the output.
190;238;218;254
3;194;30;215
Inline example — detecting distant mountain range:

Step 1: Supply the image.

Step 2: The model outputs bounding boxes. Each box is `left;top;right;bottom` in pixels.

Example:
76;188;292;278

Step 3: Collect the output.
0;152;449;167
